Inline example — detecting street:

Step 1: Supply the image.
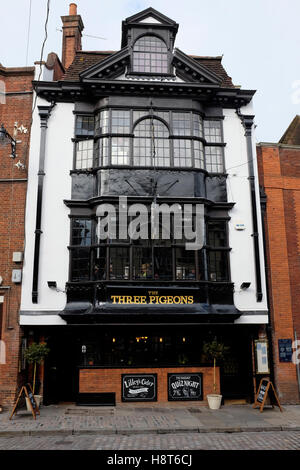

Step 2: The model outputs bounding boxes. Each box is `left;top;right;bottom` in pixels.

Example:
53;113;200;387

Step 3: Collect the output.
0;431;300;450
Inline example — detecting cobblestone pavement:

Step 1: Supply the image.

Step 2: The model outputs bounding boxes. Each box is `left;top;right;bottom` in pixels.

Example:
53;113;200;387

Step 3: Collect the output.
0;431;300;450
2;404;300;435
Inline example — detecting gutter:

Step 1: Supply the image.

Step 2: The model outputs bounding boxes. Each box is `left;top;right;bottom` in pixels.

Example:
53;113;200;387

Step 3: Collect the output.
31;103;55;303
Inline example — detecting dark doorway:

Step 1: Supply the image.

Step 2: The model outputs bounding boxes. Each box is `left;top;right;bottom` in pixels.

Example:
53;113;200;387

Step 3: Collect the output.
220;328;254;401
43;328;79;405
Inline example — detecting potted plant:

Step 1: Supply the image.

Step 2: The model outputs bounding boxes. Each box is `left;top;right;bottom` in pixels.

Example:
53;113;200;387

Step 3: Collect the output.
203;338;229;410
24;342;50;409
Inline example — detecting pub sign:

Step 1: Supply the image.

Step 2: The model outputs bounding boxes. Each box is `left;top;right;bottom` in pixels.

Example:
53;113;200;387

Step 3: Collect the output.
168;373;203;401
121;374;157;402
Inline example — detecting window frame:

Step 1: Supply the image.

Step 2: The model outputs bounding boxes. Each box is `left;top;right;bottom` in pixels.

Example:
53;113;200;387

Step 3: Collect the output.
76;108;226;174
131;34;170;76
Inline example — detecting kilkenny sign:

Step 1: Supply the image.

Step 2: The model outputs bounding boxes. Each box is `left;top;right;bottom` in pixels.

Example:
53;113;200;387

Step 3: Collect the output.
168;373;203;401
122;374;157;402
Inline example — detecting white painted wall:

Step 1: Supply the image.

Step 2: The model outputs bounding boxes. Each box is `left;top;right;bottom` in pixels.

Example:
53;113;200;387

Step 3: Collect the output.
20;95;267;325
223;105;268;318
20;98;74;315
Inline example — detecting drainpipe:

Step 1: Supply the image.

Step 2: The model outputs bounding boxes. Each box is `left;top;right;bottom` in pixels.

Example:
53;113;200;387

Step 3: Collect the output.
236;111;263;302
295;331;300;397
32;103;55;303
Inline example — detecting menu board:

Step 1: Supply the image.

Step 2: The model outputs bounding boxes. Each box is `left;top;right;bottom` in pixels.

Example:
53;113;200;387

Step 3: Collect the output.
255;340;270;374
168;373;203;401
256;379;269;403
122;374;157;402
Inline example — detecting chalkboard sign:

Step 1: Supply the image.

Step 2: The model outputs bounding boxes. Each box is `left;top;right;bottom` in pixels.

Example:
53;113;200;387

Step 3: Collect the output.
168;373;203;401
256;379;269;403
253;378;282;413
278;339;293;362
122;374;157;402
9;383;40;420
26;385;36;410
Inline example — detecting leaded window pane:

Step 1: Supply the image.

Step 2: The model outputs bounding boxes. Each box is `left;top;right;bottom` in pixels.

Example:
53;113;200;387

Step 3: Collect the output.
134;118;170;167
155;111;170;124
75;115;94;136
71;247;90;281
75;139;94;169
133;247;152;279
208;221;227;247
175;248;196;280
173;139;192;167
204;120;222;143
72;219;92;246
133;110;149;123
96;137;109;166
109;247;130;279
193;114;203;138
205;146;224;173
94;247;107;280
193;140;204;169
134;36;168;53
154;247;172;280
172;112;191;136
208;250;229;281
111;137;130;165
133;36;168;74
111;110;130;133
95;110;109;135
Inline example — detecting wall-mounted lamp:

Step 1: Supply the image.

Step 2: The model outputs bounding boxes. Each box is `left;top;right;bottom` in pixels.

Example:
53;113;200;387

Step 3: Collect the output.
240;282;251;290
0;124;17;158
47;281;57;289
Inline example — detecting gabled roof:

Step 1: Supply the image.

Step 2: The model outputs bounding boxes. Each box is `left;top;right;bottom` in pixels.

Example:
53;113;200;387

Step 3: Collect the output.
279;115;300;145
62;49;235;88
173;49;223;86
121;7;179;48
123;7;178;26
80;47;130;80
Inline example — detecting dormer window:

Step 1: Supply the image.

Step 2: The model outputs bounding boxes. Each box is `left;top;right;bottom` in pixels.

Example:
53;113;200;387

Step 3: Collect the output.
132;36;168;74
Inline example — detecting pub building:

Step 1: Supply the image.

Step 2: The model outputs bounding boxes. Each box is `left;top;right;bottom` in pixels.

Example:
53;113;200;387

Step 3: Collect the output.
19;5;269;405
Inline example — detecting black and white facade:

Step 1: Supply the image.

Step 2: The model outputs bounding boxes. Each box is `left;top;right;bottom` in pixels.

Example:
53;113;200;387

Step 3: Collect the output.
20;8;268;402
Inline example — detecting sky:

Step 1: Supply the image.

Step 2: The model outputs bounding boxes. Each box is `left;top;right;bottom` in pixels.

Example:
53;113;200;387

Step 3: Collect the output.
1;0;300;142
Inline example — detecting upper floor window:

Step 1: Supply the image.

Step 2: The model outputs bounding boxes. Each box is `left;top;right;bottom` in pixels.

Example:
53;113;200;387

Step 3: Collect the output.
76;110;225;173
133;36;168;74
75;115;94;170
133;118;170;167
75;115;94;137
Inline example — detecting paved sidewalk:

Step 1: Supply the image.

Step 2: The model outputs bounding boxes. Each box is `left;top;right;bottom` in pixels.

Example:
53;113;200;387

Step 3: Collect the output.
1;403;300;436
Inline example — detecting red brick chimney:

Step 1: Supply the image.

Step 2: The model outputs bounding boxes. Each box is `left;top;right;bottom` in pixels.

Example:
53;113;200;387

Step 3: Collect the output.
61;3;84;70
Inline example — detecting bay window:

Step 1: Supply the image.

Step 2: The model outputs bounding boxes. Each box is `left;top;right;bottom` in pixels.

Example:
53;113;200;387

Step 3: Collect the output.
75;111;225;172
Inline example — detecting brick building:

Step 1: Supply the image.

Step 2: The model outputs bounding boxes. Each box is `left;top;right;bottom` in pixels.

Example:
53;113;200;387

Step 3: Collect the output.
19;5;269;406
257;116;300;403
0;53;64;407
0;63;34;406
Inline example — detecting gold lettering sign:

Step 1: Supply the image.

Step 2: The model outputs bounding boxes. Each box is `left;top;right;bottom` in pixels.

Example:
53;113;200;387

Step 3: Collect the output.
111;293;194;305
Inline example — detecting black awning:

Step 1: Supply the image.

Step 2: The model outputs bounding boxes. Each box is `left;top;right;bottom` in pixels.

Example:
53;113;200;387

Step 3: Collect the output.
59;301;242;325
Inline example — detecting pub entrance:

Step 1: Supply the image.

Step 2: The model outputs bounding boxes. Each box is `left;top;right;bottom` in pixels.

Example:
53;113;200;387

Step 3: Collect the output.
41;325;255;404
43;327;80;405
219;327;255;402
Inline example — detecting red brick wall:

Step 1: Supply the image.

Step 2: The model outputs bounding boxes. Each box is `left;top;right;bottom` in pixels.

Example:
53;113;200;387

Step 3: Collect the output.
0;66;34;406
79;367;220;403
257;144;300;403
